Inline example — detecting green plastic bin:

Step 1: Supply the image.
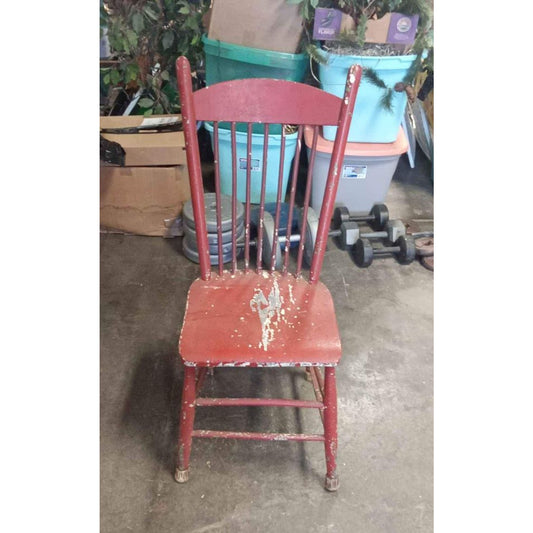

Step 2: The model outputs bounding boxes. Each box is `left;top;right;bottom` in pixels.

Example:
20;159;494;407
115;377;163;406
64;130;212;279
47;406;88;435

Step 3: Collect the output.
202;34;309;86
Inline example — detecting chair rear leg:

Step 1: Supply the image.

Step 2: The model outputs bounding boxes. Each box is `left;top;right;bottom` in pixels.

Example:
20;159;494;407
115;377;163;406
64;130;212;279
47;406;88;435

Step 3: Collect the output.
175;366;197;483
323;366;340;491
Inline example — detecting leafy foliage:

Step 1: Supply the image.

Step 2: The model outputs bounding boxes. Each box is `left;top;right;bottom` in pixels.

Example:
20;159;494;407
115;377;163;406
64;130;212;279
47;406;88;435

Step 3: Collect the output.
289;0;433;111
101;0;210;114
291;0;433;54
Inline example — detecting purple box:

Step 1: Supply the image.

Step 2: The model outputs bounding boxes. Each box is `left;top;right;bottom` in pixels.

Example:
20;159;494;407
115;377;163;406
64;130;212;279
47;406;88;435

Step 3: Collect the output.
312;8;342;40
387;13;419;44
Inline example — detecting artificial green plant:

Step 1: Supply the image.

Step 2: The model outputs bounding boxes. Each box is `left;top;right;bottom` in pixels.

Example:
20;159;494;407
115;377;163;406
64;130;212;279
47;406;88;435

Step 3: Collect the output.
288;0;433;109
100;0;210;114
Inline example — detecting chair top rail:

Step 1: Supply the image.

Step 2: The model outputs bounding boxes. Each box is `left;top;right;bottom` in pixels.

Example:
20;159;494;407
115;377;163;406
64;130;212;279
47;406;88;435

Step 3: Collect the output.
192;78;344;126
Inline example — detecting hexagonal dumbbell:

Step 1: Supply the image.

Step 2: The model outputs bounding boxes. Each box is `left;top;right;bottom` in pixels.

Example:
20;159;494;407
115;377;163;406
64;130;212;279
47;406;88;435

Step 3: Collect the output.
353;235;417;268
333;219;406;250
333;203;389;231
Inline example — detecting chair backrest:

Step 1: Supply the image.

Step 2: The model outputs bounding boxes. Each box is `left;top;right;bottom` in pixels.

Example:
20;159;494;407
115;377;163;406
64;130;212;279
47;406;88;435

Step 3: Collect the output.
176;56;362;283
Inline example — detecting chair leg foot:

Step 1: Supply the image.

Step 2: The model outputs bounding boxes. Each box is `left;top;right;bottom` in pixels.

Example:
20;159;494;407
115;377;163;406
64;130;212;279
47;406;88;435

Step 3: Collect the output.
323;367;339;492
174;468;190;483
175;366;196;481
325;474;340;492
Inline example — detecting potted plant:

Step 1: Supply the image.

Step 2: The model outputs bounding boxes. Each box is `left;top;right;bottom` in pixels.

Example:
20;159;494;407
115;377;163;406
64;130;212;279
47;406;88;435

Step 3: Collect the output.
100;0;210;115
289;0;433;143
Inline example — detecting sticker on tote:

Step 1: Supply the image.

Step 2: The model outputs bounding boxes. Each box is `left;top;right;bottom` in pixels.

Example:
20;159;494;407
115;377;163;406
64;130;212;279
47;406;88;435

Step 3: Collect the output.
342;165;367;179
239;158;261;171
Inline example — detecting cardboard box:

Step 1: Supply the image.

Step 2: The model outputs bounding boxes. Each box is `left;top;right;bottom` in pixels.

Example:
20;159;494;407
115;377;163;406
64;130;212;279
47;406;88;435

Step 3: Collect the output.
207;0;304;54
100;115;185;166
100;165;191;237
100;115;191;237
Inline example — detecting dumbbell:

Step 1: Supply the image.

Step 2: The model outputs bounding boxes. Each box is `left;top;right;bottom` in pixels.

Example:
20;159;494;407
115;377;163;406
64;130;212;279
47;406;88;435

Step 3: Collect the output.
243;209;318;269
240;211;404;268
333;203;389;231
254;208;366;268
334;219;407;250
234;206;328;269
353;235;416;268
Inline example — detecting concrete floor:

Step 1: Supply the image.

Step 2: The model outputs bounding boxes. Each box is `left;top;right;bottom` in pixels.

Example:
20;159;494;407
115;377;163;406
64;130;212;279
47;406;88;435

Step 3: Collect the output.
100;147;433;532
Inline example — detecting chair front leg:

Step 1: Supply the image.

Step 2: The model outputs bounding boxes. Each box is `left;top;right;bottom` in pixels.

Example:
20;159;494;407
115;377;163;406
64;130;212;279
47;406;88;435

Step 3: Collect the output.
175;365;197;483
323;366;339;491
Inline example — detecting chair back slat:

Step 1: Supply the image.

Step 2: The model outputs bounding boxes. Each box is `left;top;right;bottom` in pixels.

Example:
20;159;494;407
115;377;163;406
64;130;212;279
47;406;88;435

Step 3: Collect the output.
282;126;303;275
295;125;318;277
244;123;253;273
270;128;286;272
212;121;224;276
176;56;362;283
230;122;238;274
255;124;270;273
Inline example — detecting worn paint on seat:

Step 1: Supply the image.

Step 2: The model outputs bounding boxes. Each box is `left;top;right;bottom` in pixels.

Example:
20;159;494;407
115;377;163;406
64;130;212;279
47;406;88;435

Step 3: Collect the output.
179;271;341;367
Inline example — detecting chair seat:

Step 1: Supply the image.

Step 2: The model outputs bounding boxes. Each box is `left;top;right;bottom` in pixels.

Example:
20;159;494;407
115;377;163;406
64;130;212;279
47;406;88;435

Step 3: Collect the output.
179;271;342;367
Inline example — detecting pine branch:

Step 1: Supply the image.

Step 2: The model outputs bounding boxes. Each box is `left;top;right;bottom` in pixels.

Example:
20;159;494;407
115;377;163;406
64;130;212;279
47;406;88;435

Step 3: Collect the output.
379;88;394;113
402;52;424;85
363;67;387;89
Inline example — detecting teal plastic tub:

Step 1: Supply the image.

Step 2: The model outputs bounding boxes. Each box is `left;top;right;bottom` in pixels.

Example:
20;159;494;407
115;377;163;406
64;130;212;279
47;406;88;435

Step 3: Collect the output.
204;122;298;204
202;34;309;85
319;51;419;143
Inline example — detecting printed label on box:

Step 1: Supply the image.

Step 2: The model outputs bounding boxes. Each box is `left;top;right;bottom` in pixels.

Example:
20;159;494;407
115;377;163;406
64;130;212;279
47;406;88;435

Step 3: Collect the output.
239;158;261;171
342;164;367;179
313;8;343;40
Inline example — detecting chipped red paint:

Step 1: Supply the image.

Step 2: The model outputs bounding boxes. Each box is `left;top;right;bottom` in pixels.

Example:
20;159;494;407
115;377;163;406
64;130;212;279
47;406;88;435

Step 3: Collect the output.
189;78;347;125
310;64;362;283
175;57;362;490
323;367;339;486
176;367;196;475
176;57;210;280
179;271;342;366
195;397;323;409
195;367;208;395
307;367;325;424
192;430;325;442
312;366;325;397
213;121;224;276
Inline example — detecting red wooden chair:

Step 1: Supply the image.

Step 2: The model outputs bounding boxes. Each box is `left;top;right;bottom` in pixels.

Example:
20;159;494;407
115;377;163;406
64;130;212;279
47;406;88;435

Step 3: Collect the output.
175;56;362;491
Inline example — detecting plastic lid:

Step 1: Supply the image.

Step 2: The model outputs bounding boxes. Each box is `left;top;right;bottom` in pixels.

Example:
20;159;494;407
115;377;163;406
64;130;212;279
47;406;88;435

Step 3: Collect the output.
304;125;408;157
